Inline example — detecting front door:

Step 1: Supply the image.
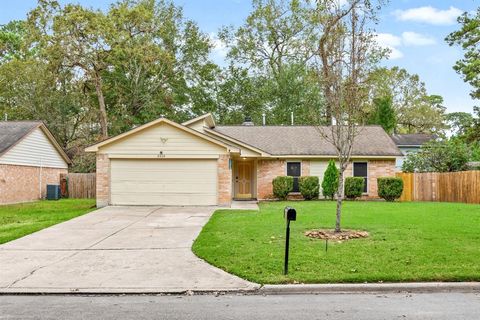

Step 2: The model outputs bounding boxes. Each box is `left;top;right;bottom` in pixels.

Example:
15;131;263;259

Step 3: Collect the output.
235;161;253;199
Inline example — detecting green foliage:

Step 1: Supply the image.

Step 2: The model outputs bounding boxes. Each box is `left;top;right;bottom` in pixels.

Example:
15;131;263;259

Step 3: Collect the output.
299;176;319;200
321;160;339;200
369;95;396;134
344;177;364;199
218;0;325;125
446;8;480;100
402;139;471;173
365;67;447;134
377;177;404;202
272;176;293;200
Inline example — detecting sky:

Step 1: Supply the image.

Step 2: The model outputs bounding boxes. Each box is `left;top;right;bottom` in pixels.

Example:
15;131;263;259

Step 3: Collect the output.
0;0;478;114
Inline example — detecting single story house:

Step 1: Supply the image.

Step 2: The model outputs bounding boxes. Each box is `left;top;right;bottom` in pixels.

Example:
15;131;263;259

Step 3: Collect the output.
391;133;434;171
0;121;71;204
86;114;402;207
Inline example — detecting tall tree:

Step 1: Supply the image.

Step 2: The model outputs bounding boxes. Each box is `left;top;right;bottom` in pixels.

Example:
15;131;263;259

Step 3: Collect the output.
365;67;446;134
446;7;480;100
219;0;324;125
313;0;385;232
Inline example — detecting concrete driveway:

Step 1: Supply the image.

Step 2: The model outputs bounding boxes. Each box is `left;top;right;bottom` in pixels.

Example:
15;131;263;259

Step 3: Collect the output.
0;206;258;293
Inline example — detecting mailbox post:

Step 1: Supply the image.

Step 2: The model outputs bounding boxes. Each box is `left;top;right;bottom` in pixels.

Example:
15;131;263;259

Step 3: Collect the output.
284;206;296;275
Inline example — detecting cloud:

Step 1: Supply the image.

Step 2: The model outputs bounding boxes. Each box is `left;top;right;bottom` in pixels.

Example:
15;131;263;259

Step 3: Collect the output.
375;33;403;59
393;6;463;25
208;32;228;61
401;32;436;46
375;31;437;60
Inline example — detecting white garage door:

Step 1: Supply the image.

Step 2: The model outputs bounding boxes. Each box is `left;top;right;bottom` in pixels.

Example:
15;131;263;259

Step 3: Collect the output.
110;159;217;206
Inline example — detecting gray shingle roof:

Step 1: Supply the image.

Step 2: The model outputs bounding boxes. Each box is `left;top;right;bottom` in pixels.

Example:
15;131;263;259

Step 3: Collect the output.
390;133;434;146
213;126;403;156
0;121;42;156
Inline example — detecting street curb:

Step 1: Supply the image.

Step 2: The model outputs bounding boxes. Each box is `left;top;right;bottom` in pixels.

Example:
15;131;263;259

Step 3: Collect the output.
259;282;480;295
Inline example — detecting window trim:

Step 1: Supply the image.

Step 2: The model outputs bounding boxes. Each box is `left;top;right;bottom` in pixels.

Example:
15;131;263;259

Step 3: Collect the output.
286;161;302;193
352;161;368;194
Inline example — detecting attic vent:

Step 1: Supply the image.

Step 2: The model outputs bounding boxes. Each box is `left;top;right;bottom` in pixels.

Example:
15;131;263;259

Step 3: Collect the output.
242;116;254;126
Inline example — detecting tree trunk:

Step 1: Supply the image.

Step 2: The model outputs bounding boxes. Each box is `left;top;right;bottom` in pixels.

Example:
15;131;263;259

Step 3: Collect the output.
335;170;344;233
93;70;108;139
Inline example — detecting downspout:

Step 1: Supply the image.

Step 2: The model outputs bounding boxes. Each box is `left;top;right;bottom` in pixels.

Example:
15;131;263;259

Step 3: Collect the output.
39;158;43;199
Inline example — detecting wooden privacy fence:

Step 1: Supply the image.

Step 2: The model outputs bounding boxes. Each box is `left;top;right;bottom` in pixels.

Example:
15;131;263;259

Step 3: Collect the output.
60;173;96;199
396;171;480;204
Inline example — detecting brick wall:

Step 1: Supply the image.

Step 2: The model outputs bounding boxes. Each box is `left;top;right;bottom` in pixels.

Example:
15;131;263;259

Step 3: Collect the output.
217;155;232;206
0;164;67;204
367;160;396;197
257;160;285;199
96;154;110;208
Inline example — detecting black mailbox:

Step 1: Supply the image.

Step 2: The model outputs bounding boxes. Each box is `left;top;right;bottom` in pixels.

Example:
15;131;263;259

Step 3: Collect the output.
284;207;296;221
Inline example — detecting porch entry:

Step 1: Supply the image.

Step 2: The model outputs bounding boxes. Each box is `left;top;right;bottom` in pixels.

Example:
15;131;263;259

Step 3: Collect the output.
234;160;254;199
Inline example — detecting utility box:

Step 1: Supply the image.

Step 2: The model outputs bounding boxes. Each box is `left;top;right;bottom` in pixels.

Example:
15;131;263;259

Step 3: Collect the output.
46;184;61;200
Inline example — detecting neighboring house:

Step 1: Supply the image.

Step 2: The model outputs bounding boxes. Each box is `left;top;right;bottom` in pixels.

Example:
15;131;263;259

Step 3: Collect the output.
86;113;402;208
391;133;434;171
0;122;71;204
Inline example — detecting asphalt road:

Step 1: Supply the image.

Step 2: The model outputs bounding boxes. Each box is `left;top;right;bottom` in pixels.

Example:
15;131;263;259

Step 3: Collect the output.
1;292;479;320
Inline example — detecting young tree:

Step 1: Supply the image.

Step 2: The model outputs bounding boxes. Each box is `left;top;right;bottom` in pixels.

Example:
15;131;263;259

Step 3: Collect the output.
321;160;339;200
313;0;385;232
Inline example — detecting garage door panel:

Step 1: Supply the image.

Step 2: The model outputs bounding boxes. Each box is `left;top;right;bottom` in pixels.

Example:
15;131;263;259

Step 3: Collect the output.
110;159;218;206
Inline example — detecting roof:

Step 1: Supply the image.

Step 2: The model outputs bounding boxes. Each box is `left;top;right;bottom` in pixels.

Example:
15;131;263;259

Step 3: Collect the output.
0;121;42;156
0;121;71;163
182;113;215;128
85;117;237;153
390;133;434;147
212;126;403;157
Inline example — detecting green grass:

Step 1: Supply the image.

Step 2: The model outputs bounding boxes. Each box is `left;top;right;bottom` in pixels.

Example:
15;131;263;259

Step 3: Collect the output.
193;201;480;284
0;199;96;244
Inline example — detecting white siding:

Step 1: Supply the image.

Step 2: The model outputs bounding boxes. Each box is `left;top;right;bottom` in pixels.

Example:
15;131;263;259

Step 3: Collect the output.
99;122;226;156
110;159;217;206
0;128;68;169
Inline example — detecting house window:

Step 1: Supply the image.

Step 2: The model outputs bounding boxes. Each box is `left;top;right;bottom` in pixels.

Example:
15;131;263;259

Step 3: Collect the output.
287;162;301;192
353;162;368;193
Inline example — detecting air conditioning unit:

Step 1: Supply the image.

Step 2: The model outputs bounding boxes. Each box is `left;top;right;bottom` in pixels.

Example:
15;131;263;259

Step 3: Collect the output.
46;184;61;200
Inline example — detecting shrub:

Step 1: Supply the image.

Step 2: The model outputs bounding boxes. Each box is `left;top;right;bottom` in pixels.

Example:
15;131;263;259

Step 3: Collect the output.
299;176;319;200
377;177;404;202
272;176;293;200
322;160;339;199
344;177;364;199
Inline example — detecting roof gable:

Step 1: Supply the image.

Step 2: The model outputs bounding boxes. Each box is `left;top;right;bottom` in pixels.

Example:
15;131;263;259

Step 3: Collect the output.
85;118;234;153
0;121;41;156
0;121;70;164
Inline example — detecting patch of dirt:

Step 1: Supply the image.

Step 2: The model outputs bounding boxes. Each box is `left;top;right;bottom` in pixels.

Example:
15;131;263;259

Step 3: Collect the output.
305;229;369;241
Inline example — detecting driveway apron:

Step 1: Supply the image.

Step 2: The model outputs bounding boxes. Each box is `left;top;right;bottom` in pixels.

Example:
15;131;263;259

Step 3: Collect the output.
0;206;257;293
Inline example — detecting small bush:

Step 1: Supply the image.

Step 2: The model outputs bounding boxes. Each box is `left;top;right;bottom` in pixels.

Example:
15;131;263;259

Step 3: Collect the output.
344;177;364;199
322;160;339;200
377;177;404;202
272;176;293;200
299;176;319;200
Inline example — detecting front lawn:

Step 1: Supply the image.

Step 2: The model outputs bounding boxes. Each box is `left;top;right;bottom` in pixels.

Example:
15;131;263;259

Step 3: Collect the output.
0;199;96;244
193;201;480;284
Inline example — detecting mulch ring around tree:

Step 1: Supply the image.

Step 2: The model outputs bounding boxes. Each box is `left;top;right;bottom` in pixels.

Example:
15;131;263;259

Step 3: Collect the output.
305;229;369;241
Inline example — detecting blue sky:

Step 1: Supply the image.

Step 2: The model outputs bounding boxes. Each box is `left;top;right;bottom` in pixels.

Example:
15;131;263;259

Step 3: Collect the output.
1;0;478;114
